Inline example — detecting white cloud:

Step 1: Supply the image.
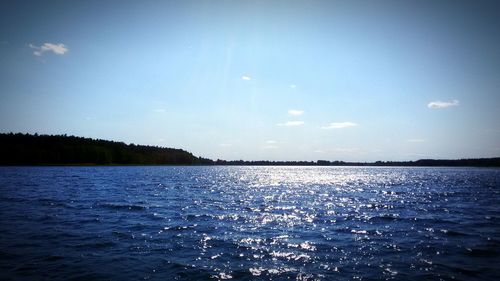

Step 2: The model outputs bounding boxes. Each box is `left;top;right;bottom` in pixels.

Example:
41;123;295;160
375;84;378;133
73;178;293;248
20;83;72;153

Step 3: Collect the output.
334;147;361;153
277;121;304;127
153;108;166;113
241;75;251;81
219;143;232;147
321;122;358;129
313;147;363;154
30;43;68;56
262;145;278;149
263;140;279;149
288;109;304;116
290;84;297;89
427;99;459;109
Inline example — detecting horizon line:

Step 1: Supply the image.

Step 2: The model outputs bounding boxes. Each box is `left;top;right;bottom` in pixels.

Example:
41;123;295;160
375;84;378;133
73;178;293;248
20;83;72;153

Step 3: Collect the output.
1;132;499;165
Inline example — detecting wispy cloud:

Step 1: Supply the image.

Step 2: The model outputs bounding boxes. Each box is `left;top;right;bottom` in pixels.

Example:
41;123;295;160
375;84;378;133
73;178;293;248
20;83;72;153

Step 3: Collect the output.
321;122;358;129
277;121;304;127
241;75;251;81
262;140;278;149
288;109;304;116
219;143;232;147
29;43;68;56
334;147;361;153
427;99;459;109
313;147;363;154
290;84;297;89
153;108;166;113
262;145;278;149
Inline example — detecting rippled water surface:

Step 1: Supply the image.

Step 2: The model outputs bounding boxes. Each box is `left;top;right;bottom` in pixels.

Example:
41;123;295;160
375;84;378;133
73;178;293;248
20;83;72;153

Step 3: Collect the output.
0;166;499;280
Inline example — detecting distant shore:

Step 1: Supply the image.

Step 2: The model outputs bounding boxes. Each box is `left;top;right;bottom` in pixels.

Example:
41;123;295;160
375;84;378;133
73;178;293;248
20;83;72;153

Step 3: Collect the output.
2;162;500;167
210;158;500;167
1;133;499;167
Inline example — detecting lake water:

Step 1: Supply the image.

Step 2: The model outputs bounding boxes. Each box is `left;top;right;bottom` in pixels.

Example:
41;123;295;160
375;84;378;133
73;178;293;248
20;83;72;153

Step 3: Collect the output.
0;166;499;280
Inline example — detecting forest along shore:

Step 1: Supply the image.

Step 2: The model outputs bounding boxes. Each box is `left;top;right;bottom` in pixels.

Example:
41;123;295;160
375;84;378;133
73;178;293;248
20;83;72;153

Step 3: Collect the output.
1;133;499;167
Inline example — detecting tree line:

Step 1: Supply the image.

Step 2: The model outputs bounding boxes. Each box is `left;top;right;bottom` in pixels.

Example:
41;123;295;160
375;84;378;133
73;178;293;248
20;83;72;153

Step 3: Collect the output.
214;158;500;167
1;133;499;166
0;133;212;165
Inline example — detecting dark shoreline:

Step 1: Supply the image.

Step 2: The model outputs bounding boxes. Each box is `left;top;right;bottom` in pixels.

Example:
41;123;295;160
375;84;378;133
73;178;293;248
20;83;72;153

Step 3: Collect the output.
1;133;499;167
1;163;500;168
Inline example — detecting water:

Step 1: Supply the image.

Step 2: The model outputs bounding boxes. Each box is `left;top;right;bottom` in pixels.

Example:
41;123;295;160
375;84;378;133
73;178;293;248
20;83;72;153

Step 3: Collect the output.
0;166;499;281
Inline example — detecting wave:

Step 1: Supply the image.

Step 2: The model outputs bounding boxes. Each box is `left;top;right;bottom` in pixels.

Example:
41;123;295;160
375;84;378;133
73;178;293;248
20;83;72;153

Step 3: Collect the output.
97;203;148;211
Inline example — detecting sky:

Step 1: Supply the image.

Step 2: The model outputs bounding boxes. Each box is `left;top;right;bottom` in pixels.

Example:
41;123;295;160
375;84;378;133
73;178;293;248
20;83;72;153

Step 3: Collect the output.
1;0;500;161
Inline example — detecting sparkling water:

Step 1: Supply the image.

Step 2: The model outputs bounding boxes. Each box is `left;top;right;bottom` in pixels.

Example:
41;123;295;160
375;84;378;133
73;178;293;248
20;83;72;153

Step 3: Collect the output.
0;166;499;280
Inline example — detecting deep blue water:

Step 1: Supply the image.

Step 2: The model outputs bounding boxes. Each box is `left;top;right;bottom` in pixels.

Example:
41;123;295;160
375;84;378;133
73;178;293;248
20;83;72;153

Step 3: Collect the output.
0;166;499;280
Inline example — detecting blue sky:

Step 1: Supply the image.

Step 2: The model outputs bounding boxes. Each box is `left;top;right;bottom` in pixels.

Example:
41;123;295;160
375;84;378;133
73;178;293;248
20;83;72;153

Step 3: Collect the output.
1;0;499;161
